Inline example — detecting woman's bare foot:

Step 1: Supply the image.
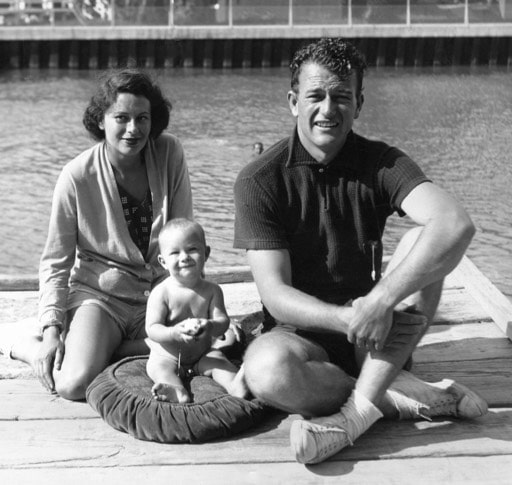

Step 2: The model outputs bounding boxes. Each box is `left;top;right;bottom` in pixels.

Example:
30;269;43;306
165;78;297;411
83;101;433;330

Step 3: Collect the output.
151;382;191;403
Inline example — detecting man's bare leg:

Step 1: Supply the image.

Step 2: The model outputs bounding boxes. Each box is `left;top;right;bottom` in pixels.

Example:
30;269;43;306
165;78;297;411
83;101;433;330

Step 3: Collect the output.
244;331;355;417
290;228;486;464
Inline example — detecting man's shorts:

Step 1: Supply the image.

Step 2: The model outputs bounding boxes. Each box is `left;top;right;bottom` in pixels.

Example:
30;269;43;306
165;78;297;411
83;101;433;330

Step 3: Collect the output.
67;286;146;340
269;324;413;378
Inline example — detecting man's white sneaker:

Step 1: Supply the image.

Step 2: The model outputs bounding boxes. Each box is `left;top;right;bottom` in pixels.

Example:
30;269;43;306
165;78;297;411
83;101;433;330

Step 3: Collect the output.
290;412;353;465
388;371;488;420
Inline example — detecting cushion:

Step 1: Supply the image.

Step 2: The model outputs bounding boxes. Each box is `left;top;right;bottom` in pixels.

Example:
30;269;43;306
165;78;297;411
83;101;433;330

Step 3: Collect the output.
86;355;267;443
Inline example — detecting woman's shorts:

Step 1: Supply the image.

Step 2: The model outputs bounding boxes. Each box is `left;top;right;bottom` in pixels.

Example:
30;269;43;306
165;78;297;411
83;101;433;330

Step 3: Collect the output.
67;286;146;340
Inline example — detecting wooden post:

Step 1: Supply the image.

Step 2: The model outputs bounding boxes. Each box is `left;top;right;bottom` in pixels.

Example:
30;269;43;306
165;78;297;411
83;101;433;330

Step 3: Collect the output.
203;39;213;68
376;38;386;68
108;40;118;68
89;40;99;70
78;40;90;70
395;38;405;68
414;37;424;68
489;37;499;67
183;40;194;68
508;37;512;69
223;39;233;69
280;38;291;68
433;37;444;67
242;39;252;68
69;40;79;69
262;39;272;68
470;37;480;67
164;40;175;68
28;41;39;69
453;37;463;66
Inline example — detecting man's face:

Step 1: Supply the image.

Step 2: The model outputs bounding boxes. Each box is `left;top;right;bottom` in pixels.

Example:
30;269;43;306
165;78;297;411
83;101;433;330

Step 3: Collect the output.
288;62;363;164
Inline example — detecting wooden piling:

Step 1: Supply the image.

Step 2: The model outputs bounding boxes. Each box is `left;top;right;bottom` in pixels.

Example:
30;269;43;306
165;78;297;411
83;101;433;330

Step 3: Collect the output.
0;35;511;70
414;37;425;67
242;39;253;68
223;39;233;69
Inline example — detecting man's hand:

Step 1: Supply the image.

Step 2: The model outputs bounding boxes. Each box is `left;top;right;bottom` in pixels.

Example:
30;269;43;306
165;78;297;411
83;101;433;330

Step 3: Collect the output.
383;309;428;356
34;328;64;394
348;296;427;352
348;295;393;351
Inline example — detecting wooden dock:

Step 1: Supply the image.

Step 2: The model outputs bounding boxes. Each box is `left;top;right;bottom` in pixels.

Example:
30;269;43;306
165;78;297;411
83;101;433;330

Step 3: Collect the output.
1;256;512;484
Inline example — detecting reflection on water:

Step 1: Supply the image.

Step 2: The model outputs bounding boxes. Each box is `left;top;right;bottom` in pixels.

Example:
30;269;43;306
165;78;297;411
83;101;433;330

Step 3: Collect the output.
0;67;511;298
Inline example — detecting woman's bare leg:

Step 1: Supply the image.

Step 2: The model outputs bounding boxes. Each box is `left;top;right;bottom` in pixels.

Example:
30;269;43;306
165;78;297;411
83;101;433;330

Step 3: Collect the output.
52;304;123;401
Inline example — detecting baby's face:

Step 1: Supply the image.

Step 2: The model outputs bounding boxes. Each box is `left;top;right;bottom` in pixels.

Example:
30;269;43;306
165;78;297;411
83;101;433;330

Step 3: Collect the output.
159;227;207;285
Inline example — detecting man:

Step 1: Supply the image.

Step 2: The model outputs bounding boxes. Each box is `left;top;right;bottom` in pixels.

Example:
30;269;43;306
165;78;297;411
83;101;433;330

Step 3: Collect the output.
233;38;487;465
251;141;264;160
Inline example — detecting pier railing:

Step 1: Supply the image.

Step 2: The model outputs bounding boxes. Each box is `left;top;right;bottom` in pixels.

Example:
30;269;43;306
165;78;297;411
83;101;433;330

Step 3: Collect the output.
1;0;511;28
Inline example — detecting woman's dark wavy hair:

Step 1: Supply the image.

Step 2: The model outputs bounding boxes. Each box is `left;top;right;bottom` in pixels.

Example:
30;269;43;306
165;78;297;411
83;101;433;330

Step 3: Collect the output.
290;38;367;96
83;67;172;141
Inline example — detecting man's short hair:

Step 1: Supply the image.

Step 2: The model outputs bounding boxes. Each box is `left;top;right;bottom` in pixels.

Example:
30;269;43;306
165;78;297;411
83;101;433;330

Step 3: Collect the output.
290;38;367;96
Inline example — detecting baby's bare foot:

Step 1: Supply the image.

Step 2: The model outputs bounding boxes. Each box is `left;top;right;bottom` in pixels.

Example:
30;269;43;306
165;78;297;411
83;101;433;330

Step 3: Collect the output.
151;383;191;403
227;365;251;399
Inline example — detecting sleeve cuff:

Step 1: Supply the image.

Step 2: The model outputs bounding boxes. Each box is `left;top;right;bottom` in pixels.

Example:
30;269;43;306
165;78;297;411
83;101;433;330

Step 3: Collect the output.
40;320;64;336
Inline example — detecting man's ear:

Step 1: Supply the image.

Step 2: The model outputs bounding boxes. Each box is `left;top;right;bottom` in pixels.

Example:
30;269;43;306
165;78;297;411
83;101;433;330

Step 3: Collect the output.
205;245;211;261
287;90;299;117
157;254;167;269
354;93;364;119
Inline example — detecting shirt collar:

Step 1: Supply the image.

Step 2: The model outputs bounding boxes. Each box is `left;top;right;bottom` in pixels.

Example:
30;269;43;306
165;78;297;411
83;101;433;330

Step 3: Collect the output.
286;127;361;174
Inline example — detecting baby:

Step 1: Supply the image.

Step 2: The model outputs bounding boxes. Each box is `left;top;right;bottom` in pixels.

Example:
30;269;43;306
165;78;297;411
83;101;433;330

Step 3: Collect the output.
145;218;246;403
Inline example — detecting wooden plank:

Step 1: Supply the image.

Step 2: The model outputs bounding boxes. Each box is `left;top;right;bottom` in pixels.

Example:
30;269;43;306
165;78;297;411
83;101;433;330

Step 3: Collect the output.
452;256;512;340
0;380;97;420
1;409;511;468
0;284;490;328
0;266;254;291
416;322;512;363
1;455;512;485
433;287;491;325
413;360;512;407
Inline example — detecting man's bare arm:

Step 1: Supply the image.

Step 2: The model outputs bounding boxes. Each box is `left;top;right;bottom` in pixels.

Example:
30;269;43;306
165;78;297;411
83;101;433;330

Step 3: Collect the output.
247;248;353;334
372;182;473;309
349;182;475;349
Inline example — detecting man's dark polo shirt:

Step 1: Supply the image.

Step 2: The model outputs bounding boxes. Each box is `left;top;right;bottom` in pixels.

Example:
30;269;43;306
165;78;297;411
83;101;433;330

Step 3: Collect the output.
234;129;430;305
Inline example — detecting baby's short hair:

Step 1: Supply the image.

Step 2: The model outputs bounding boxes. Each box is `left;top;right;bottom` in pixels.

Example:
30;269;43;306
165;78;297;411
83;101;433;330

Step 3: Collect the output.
158;218;206;250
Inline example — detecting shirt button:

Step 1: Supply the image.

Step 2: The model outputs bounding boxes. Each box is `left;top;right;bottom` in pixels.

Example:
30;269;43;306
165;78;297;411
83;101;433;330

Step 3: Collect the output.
319;168;324;173
145;264;151;270
144;290;150;297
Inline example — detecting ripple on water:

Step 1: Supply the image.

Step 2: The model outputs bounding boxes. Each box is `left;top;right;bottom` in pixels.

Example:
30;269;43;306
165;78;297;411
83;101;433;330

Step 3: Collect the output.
1;68;511;299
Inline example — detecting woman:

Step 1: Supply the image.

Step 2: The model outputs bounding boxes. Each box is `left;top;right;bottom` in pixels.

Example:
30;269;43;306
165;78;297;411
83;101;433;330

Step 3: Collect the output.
10;68;193;400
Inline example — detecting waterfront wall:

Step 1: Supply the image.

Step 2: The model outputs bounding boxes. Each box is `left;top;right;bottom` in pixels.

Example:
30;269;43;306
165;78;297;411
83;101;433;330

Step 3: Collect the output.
1;34;512;69
2;0;512;70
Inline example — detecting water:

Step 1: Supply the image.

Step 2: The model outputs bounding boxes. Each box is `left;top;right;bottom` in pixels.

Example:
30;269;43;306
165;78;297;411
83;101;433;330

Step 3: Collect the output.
0;67;511;299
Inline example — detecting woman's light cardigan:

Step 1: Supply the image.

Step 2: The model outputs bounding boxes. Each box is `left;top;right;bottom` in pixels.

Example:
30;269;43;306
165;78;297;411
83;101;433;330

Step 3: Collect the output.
38;133;193;331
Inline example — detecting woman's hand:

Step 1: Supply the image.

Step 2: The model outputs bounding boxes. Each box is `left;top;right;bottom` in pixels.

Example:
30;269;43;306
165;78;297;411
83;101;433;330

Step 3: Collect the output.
34;327;64;393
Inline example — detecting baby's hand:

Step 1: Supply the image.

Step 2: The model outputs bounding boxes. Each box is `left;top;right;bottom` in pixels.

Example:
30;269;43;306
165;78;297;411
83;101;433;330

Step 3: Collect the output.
194;318;213;338
181;318;202;336
175;318;212;343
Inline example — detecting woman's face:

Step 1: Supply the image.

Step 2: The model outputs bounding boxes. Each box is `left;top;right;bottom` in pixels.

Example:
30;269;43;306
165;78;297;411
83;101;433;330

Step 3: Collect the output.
99;93;151;165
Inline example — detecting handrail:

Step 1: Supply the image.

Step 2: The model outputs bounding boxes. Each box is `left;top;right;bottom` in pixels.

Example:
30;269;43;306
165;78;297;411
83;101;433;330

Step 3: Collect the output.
0;0;510;28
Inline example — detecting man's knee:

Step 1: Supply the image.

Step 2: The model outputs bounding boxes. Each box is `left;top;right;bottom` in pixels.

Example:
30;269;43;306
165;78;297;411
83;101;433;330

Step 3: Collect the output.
243;333;293;401
243;332;354;416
